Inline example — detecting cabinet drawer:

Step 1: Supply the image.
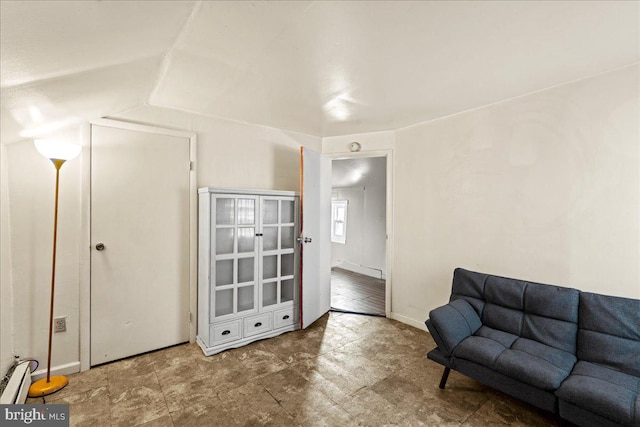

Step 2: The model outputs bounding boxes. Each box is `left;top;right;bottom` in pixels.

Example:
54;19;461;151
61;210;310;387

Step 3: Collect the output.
274;305;298;329
210;320;242;346
244;313;272;337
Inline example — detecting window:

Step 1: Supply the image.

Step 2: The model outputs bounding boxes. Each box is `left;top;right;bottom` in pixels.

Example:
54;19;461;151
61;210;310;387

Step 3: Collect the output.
331;200;348;244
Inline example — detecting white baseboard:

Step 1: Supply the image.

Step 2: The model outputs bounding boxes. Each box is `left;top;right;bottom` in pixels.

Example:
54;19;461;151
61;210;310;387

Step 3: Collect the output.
335;261;385;279
31;361;80;381
388;312;428;332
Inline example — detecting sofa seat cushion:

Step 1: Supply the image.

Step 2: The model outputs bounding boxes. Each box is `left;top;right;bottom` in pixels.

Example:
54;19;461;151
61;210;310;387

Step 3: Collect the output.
511;338;577;374
557;361;640;426
453;326;518;367
494;338;576;390
475;325;519;348
454;330;576;391
454;335;508;367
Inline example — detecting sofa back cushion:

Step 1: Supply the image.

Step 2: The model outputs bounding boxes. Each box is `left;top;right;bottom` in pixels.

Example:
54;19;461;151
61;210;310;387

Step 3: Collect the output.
483;275;527;336
451;268;487;315
521;283;580;354
451;268;580;354
578;292;640;377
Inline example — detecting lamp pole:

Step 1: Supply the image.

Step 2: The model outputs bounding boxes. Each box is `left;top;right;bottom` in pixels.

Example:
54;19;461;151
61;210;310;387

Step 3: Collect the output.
44;159;65;383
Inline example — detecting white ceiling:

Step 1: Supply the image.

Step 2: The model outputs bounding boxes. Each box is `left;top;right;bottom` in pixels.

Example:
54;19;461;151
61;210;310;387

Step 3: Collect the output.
332;157;386;188
1;1;638;143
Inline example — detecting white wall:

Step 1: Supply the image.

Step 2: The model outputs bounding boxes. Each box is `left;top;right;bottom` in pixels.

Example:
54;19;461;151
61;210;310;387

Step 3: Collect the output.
111;106;321;191
1;144;14;375
393;64;640;325
2;107;320;374
323;131;395;155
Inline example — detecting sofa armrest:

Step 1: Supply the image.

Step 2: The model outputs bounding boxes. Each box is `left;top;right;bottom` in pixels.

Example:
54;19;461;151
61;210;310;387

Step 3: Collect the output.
425;298;482;357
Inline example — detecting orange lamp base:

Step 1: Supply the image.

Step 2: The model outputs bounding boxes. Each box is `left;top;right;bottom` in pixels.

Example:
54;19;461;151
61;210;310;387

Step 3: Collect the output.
28;375;69;397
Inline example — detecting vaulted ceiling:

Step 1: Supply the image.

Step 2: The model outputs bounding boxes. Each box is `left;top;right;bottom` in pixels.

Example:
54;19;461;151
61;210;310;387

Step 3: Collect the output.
1;1;638;143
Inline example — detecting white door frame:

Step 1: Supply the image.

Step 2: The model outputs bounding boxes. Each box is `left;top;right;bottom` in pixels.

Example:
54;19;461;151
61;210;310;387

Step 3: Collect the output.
80;118;197;371
328;150;393;318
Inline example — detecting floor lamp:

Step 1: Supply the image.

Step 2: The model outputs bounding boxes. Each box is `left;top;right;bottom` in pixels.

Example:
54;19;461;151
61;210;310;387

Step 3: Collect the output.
28;139;81;397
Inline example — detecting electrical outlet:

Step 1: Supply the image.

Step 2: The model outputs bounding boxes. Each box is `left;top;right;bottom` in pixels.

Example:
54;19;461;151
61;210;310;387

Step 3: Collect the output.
54;316;66;333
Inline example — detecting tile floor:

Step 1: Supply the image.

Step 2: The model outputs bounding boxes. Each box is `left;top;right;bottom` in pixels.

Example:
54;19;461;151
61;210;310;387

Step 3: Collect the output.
331;268;385;316
28;312;560;426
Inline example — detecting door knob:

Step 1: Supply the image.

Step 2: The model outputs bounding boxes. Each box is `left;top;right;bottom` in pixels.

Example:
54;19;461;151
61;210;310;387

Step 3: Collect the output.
297;236;312;244
95;243;106;251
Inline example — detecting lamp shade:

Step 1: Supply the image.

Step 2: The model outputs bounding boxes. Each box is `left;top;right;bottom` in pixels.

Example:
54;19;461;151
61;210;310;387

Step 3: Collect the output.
34;139;81;161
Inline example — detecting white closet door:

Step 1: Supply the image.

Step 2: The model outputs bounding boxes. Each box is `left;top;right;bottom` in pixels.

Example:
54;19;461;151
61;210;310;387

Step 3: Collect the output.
300;147;332;328
91;124;190;365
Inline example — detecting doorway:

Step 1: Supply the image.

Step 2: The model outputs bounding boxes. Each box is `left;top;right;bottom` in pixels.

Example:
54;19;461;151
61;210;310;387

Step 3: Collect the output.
330;156;387;316
88;120;196;366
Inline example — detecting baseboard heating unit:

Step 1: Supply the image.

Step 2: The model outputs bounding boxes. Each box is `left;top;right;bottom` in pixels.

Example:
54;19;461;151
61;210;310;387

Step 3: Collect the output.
0;359;36;404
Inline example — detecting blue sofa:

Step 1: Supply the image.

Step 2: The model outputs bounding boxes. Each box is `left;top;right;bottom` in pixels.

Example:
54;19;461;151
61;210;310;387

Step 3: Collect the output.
425;268;640;427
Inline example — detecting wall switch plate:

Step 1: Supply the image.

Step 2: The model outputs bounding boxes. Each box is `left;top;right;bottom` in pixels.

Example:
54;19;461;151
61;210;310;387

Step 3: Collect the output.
54;316;66;333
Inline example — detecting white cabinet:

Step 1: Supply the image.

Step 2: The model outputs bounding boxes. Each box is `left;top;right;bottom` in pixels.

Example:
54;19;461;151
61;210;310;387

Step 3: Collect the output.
197;188;300;356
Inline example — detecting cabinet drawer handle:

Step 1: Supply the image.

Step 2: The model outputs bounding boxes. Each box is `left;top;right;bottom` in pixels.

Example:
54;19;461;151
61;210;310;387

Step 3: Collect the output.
283;315;290;320
221;330;231;335
254;322;262;327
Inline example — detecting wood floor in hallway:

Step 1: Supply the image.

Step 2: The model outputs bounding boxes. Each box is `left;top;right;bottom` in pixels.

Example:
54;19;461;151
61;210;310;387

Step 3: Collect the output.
331;267;385;316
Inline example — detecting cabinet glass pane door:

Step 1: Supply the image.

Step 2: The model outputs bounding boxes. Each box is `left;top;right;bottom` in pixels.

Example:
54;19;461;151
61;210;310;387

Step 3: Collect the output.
263;282;277;307
281;279;294;302
212;195;258;320
215;289;233;317
259;197;298;308
237;228;255;253
281;254;294;277
216;260;233;286
237;199;255;225
238;285;255;312
281;226;294;249
263;255;277;279
216;229;234;255
263;227;278;251
238;257;254;283
216;199;235;225
263;200;278;224
281;200;295;223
